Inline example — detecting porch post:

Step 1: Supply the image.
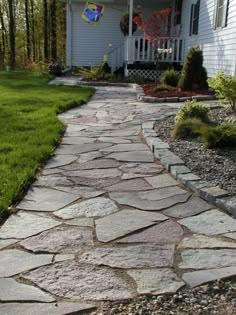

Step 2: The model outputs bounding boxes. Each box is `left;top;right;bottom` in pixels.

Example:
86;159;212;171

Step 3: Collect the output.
128;0;133;37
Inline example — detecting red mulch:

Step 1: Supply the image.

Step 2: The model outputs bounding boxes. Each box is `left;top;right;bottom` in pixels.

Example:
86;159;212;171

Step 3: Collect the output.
141;84;212;98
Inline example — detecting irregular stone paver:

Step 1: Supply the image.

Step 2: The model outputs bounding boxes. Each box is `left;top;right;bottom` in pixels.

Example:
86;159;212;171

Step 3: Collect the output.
183;267;236;287
128;269;185;295
224;232;236;241
34;175;74;187
180;249;236;269
54;197;119;219
109;188;190;211
178;234;236;249
69;176;121;189
62;136;96;145
23;262;135;301
0;278;55;302
16;187;78;212
45;154;78;169
119;162;164;175
0;238;18;250
55;143;112;155
163;197;212;218
107;151;154;162
0;212;60;239
95;209;167;242
101;143;148;152
52;185;105;198
76;151;103;163
62;159;121;170
98;137;131;143
65;217;94;227
64;168;122;178
54;254;75;262
80;245;175;268
117;220;184;245
20;226;94;253
0;303;96;315
145;174;179;189
106;178;152;192
178;209;236;235
0;249;53;277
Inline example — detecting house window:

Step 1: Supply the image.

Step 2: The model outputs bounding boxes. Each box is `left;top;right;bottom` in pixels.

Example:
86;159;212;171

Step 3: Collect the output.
174;0;183;25
189;0;200;36
215;0;229;28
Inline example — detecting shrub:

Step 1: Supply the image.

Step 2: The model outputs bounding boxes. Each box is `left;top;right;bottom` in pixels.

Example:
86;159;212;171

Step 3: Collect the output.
101;61;111;74
178;47;208;91
77;66;106;81
151;84;177;93
160;69;179;87
48;59;64;76
175;100;209;124
128;74;145;83
208;72;236;111
200;124;236;148
172;118;206;139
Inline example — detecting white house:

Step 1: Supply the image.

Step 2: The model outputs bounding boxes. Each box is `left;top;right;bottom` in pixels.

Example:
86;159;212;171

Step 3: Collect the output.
64;0;236;78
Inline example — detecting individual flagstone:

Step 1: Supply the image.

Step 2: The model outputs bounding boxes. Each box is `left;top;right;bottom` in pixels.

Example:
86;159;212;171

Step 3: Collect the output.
0;303;96;315
80;245;175;268
69;176;121;189
106;151;154;162
20;226;94;253
54;197;119;219
178;234;236;249
106;178;152;192
0;212;60;239
145;174;179;189
62;159;121;170
65;217;94;227
98;137;131;143
163;197;212;218
64;168;122;179
77;151;104;163
180;249;236;269
178;209;236;235
101;143;148;152
16;187;79;212
52;186;105;198
54;254;75;262
117;220;184;245
44;154;78;169
34;175;74;187
182;267;236;287
119;162;164;175
23;262;135;301
0;278;55;302
127;269;185;295
62;136;96;145
109;188;190;211
0;249;53;277
0;238;18;250
55;143;112;155
224;232;236;241
95;209;167;242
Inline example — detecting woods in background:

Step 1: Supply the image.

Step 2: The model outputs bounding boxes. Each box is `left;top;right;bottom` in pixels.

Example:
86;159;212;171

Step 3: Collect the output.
0;0;66;70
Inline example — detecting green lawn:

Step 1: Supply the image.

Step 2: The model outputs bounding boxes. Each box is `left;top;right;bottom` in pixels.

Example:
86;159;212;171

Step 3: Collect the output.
0;71;94;220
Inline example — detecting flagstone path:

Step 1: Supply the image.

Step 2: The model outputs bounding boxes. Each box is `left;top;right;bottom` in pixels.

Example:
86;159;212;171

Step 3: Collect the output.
1;86;236;314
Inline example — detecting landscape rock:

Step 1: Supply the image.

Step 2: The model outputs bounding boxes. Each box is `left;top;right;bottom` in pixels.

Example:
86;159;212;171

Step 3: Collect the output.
106;151;154;162
145;174;179;189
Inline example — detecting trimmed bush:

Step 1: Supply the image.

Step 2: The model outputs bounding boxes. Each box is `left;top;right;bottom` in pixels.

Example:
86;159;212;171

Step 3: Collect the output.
200;124;236;148
178;47;208;91
172;118;206;139
151;84;177;93
208;71;236;111
175;100;209;124
160;69;179;87
77;66;106;81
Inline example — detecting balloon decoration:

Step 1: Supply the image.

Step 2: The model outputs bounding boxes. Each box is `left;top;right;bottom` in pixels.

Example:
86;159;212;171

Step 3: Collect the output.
82;2;105;26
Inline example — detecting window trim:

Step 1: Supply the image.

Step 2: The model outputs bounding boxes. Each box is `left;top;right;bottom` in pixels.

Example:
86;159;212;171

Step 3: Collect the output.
189;0;200;36
214;0;229;29
174;0;183;25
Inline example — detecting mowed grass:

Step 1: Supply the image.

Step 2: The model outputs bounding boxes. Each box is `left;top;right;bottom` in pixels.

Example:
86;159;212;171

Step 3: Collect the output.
0;71;94;219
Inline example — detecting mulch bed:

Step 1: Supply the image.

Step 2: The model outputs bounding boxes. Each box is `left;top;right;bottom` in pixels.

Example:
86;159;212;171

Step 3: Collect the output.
141;83;212;98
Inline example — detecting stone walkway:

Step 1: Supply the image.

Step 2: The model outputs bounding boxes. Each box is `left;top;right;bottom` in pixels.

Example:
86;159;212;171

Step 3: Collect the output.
1;86;236;315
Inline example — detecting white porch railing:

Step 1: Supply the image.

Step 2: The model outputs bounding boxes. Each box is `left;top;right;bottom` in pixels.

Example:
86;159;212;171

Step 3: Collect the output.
107;44;125;73
125;36;185;64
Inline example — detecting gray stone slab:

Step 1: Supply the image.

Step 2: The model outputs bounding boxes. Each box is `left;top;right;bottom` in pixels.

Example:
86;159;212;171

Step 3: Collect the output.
177;173;201;185
117;220;184;245
62;159;121;170
77;151;104;163
180;249;236;269
224;232;236;241
106;178;152;192
52;186;105;199
163;197;212;218
69;176;121;189
170;165;191;179
154;149;184;170
0;212;60;239
65;217;94;227
0;278;55;302
54;197;119;219
23;262;135;301
128;269;185;295
0;238;18;249
199;186;229;202
109;188;191;211
98;137;131;144
0;249;53;277
107;151;154;162
0;303;96;315
146;137;170;150
54;254;75;262
101;143;148;152
95;209;167;242
187;180;210;193
34;175;74;187
20;226;94;253
178;234;236;249
17;187;79;212
215;197;236;218
178;209;236;235
146;174;179;189
45;155;78;169
80;245;174;268
64;168;122;179
62;136;96;145
55;143;112;155
183;267;236;288
119;162;164;176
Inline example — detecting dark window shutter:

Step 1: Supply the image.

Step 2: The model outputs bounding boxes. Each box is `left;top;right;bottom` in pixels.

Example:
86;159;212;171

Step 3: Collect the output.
189;4;194;36
224;0;229;27
174;0;183;25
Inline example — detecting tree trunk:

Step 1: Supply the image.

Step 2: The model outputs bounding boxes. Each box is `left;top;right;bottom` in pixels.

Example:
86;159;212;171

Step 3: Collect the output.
25;0;31;62
43;0;49;63
0;4;6;66
30;0;36;62
8;0;15;69
50;0;57;61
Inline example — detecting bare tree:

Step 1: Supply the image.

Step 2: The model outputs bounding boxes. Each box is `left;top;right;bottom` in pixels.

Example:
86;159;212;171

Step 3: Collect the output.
8;0;15;69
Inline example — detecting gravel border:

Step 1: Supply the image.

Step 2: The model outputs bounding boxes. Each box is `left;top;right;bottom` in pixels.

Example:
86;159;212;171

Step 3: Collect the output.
141;121;236;218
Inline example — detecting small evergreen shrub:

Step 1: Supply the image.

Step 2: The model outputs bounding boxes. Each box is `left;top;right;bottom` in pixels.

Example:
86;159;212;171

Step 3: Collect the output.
160;69;179;87
200;124;236;148
172;118;206;139
77;66;106;81
175;100;209;124
48;60;64;76
151;84;177;93
101;61;111;74
178;47;208;91
208;72;236;111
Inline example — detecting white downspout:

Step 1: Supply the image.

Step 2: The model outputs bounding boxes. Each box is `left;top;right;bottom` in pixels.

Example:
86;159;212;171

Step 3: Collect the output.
128;0;134;37
125;0;134;76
